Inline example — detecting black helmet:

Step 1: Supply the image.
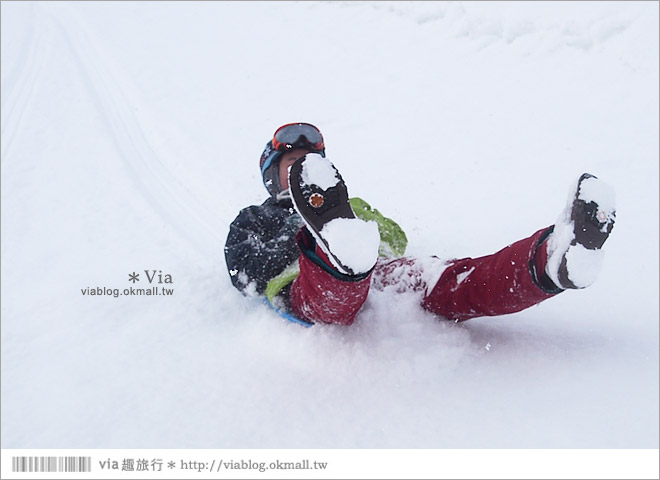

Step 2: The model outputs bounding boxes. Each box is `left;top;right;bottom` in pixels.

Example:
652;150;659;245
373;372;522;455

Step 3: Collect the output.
259;123;325;198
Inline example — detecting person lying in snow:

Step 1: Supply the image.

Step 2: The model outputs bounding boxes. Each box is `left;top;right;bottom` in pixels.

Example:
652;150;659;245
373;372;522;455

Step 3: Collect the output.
225;123;616;326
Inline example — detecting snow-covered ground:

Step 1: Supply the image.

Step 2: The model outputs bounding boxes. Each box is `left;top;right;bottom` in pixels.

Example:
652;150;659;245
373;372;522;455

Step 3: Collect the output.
2;0;658;457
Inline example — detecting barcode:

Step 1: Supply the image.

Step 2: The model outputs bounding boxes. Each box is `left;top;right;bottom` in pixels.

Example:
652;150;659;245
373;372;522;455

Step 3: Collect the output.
11;456;92;473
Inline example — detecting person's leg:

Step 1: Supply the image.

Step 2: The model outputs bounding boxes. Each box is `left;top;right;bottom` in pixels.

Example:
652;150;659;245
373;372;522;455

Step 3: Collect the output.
289;228;373;325
373;228;558;321
374;173;616;322
287;154;380;325
421;227;560;321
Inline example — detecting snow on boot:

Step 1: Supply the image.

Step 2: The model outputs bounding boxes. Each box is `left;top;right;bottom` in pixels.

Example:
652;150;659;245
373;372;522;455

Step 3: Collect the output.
546;173;616;289
289;153;380;276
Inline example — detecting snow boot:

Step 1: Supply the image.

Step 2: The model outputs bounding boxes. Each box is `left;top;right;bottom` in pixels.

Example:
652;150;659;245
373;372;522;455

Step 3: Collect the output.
545;173;616;289
288;153;379;276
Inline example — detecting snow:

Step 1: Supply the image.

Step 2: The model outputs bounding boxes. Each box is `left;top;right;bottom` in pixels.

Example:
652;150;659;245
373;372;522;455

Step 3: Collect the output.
418;256;450;296
455;267;476;288
1;0;658;463
319;217;380;275
300;153;340;191
562;244;604;289
578;175;617;223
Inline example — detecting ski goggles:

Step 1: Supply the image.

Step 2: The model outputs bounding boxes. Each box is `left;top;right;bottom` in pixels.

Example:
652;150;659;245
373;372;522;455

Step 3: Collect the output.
272;123;324;152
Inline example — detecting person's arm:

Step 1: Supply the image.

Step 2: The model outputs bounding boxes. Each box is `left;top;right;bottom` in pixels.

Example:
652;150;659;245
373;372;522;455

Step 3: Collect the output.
224;206;302;294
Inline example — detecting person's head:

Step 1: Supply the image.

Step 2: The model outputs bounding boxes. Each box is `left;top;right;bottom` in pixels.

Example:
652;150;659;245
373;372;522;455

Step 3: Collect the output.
259;123;325;199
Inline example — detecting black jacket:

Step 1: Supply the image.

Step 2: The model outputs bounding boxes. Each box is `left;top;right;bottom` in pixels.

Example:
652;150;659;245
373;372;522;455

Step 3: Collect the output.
224;197;302;294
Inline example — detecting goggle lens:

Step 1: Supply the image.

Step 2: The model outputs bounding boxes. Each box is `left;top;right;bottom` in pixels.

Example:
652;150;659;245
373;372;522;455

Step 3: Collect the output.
272;123;324;152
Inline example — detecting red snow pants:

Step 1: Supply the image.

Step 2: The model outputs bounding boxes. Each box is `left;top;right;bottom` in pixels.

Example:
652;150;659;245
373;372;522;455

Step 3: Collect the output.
289;227;560;325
